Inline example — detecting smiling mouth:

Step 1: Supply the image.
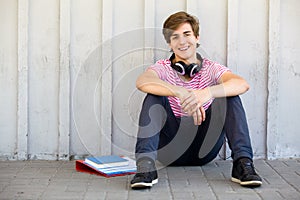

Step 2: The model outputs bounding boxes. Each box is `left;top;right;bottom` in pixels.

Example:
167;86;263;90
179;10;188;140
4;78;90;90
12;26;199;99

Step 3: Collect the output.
178;46;189;51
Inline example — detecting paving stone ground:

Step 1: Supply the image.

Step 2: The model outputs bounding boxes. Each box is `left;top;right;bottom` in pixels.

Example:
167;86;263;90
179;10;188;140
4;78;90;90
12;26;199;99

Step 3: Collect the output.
0;159;299;200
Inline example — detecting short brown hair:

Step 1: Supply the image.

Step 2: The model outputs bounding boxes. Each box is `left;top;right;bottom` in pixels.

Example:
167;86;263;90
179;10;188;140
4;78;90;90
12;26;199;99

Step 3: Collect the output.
163;11;200;43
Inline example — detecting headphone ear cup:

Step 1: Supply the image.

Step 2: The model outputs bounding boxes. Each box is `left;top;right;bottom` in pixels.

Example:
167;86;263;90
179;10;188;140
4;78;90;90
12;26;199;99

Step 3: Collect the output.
186;63;200;77
172;61;186;75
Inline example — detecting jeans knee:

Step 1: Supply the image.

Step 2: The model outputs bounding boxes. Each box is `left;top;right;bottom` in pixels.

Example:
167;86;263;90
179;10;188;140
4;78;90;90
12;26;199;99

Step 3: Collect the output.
143;94;166;105
226;96;245;111
227;96;241;104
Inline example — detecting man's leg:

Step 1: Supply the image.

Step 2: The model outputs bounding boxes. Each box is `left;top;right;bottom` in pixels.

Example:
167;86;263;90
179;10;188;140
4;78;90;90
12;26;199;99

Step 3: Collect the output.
224;96;262;187
224;96;253;161
132;94;178;189
135;94;178;161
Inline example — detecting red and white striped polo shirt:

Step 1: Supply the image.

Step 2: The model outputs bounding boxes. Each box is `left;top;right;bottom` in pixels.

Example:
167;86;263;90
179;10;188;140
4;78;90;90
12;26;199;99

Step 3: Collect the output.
148;57;230;117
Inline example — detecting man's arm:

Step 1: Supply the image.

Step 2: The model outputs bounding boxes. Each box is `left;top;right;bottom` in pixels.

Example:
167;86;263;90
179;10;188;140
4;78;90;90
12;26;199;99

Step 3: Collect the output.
182;71;250;110
209;71;250;98
136;69;183;97
181;71;250;125
136;69;206;125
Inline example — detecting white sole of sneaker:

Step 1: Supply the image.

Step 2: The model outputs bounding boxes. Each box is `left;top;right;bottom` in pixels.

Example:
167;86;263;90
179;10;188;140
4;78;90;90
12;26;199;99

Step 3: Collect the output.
231;177;262;187
131;178;158;188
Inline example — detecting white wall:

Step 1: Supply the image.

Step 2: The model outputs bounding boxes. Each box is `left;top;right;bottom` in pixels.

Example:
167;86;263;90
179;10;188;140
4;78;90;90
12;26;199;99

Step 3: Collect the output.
267;0;300;158
0;0;18;159
0;0;299;160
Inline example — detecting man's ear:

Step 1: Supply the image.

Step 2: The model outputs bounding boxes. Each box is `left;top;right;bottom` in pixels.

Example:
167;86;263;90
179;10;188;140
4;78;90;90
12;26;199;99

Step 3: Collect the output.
196;35;200;43
168;43;173;52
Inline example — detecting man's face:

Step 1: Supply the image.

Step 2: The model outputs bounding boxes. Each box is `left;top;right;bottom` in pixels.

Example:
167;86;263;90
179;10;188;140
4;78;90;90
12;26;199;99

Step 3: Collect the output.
168;22;200;63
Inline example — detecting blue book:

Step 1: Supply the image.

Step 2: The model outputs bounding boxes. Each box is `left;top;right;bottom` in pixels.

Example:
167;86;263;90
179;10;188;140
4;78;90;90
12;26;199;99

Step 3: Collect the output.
96;157;136;176
76;156;136;177
84;155;129;169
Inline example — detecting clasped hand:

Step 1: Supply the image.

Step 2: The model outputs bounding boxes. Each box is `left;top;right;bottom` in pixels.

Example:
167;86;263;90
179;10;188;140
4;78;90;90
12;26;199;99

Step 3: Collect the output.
179;88;210;125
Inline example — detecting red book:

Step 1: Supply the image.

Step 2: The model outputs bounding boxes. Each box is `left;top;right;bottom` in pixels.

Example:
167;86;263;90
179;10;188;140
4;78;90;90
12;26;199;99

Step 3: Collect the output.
75;156;136;178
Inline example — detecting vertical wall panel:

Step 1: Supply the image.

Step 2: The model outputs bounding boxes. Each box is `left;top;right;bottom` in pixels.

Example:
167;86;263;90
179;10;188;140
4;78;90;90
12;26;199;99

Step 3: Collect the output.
100;0;112;156
230;0;269;158
267;0;300;159
27;0;60;159
276;0;300;157
0;0;18;159
58;0;71;160
17;0;29;160
111;0;146;156
70;0;102;158
267;0;281;159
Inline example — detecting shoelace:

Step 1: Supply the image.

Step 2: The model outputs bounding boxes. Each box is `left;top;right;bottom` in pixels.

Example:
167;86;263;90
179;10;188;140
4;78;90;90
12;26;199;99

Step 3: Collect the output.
137;164;152;173
134;165;153;181
241;161;256;175
137;160;154;173
135;171;150;180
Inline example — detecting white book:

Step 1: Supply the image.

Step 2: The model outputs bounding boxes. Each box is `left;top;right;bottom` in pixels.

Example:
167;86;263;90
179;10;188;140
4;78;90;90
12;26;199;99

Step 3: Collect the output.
84;155;129;169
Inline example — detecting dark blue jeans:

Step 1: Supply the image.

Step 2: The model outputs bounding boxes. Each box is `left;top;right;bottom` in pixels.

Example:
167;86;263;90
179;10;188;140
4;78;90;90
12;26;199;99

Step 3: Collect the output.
135;94;253;166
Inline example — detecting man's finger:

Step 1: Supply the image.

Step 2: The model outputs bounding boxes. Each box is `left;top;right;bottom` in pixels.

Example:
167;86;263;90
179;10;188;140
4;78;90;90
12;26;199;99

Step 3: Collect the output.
200;106;206;121
181;94;193;110
183;97;199;113
193;108;202;125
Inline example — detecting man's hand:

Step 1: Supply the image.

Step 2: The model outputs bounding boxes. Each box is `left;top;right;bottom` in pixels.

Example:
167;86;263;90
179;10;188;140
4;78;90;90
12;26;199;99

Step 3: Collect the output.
177;87;212;125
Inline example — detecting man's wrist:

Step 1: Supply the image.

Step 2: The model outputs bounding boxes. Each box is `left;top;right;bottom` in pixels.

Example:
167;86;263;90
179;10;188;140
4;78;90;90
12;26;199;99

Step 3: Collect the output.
173;86;184;98
206;87;213;99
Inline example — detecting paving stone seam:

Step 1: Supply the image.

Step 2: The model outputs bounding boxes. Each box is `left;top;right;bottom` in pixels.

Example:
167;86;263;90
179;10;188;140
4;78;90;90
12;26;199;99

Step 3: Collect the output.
265;160;300;193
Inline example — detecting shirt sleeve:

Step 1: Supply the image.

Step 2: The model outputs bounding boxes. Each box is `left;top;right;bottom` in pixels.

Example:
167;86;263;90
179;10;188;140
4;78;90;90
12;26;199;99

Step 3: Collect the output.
207;61;231;84
147;61;168;80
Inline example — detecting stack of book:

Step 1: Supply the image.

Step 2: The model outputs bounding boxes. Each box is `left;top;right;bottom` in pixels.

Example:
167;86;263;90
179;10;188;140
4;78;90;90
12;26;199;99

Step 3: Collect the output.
76;155;136;177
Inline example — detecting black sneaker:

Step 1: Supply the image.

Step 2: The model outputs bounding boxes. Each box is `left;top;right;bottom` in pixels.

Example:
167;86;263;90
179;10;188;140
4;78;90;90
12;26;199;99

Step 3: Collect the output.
231;157;262;187
130;158;158;189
